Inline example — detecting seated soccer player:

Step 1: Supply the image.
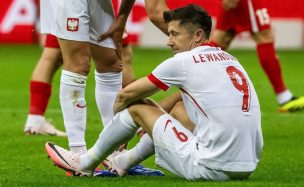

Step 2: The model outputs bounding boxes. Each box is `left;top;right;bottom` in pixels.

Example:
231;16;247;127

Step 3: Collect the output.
45;4;263;180
145;0;304;112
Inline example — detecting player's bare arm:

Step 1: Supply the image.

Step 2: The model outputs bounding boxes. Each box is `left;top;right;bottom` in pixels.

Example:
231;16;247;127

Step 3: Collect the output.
222;0;240;10
145;0;170;35
114;77;160;113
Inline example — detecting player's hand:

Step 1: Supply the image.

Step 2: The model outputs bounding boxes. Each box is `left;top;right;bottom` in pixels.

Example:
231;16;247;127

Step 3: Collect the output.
136;127;146;137
98;20;125;60
118;143;128;151
222;0;239;11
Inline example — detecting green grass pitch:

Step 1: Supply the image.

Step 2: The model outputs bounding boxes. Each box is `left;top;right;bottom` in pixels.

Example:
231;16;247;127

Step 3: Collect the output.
0;45;303;186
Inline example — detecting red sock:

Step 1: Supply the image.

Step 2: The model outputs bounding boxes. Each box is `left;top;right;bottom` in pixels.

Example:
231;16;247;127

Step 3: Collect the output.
256;43;286;94
29;81;51;115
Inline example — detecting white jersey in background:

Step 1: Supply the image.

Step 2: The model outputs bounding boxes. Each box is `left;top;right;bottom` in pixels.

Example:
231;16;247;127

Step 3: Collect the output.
148;44;263;173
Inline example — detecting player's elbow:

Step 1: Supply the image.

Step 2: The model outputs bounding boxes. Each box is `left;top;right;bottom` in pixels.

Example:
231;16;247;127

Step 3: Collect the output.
146;8;163;24
116;89;134;105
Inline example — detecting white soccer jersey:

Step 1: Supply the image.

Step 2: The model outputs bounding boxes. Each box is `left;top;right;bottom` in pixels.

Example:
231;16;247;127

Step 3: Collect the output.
148;44;263;172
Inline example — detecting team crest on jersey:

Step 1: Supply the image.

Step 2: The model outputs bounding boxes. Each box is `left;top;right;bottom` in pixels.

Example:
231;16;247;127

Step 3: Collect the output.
67;18;79;32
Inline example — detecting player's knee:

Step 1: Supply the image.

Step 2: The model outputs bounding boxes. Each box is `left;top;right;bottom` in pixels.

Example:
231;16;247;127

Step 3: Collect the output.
64;55;91;75
252;29;274;44
127;105;143;123
95;57;122;73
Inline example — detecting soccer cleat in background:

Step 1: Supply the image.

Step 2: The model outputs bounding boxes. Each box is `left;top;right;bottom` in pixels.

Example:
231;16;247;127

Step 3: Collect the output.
128;164;165;176
24;120;66;136
45;142;93;176
278;96;304;112
102;150;165;176
66;167;117;177
93;168;118;177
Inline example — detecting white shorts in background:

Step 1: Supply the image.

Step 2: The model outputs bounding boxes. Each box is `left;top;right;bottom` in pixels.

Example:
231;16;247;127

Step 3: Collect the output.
40;0;115;48
152;114;231;181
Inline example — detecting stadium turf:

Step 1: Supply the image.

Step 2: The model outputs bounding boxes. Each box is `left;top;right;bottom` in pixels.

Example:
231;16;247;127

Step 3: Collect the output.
0;45;303;186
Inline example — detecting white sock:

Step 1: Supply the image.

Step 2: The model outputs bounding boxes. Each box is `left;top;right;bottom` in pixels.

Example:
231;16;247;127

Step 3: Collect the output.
95;71;122;127
80;109;138;171
116;133;155;170
25;114;45;128
70;146;87;154
60;70;87;148
277;90;293;104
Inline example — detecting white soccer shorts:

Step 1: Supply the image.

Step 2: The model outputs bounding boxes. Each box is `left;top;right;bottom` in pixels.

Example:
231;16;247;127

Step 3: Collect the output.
152;114;231;181
40;0;115;48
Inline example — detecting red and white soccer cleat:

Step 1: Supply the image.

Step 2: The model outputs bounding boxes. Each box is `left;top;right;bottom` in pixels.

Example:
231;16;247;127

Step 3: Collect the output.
45;142;93;176
102;151;127;176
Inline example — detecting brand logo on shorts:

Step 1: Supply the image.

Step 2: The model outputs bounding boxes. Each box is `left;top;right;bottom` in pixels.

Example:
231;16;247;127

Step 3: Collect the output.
67;18;79;32
164;119;172;132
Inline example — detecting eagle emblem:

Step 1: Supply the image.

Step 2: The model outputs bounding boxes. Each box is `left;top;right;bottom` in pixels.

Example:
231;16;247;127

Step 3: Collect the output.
67;18;79;32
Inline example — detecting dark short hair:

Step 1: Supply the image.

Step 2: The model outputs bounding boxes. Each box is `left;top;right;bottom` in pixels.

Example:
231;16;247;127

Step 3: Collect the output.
163;4;212;38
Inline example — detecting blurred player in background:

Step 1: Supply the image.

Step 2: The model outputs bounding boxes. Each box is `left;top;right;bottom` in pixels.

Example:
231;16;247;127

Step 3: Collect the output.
24;34;66;136
211;0;304;112
45;5;263;180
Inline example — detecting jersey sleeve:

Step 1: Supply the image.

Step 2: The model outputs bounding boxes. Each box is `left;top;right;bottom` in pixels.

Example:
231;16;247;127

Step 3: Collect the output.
147;56;186;91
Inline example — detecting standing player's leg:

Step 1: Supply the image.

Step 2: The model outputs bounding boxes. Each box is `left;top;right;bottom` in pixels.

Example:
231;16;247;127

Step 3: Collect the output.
252;29;288;100
91;44;122;127
52;0;118;154
58;38;91;154
252;29;304;112
24;34;66;136
86;0;123;128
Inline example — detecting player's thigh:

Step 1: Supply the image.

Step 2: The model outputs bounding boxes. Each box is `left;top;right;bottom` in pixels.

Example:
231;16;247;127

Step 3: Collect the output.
169;101;195;132
90;44;122;73
58;39;91;75
128;104;165;138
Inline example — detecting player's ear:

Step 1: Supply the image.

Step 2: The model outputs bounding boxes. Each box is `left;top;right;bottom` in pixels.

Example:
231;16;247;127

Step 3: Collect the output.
194;29;205;43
